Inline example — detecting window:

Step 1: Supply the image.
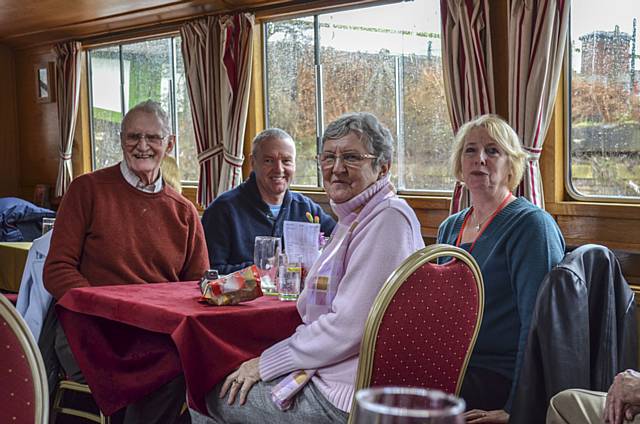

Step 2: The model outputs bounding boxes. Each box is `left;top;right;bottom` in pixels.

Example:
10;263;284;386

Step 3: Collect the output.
568;1;640;200
88;36;199;182
264;0;453;191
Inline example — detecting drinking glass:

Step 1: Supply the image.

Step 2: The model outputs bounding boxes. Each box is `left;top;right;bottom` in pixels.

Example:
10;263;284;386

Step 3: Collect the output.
353;387;465;424
277;253;302;301
42;217;55;235
253;236;281;295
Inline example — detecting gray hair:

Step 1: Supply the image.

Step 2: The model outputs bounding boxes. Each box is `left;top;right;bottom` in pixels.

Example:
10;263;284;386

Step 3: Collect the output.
251;128;295;156
321;112;394;169
120;100;172;137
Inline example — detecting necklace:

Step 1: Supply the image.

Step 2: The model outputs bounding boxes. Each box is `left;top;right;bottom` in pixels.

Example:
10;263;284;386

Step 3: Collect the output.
472;210;490;232
471;193;513;232
455;192;514;253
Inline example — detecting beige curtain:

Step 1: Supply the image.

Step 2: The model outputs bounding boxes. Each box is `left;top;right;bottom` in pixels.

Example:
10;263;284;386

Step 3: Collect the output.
181;13;254;207
440;0;496;214
508;0;570;208
53;41;83;197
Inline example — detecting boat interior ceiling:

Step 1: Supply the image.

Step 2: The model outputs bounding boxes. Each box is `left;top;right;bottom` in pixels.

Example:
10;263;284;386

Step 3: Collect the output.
1;0;374;47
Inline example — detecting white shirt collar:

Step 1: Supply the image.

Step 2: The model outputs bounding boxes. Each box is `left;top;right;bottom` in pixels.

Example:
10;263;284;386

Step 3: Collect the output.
119;161;164;193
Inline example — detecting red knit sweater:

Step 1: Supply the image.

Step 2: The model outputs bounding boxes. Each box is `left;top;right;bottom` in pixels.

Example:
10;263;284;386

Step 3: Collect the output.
44;164;209;300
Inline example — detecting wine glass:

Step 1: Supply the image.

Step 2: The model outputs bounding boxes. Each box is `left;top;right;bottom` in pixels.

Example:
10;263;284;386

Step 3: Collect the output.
352;387;465;424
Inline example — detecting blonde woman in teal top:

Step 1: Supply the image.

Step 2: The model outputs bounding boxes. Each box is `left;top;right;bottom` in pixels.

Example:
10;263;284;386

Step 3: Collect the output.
437;114;565;424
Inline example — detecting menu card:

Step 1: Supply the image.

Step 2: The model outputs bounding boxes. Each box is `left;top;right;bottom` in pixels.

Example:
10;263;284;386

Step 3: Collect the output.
283;221;321;270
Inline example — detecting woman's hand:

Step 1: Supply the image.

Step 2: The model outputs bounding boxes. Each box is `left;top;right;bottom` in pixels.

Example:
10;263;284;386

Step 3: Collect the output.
219;357;261;405
463;409;509;423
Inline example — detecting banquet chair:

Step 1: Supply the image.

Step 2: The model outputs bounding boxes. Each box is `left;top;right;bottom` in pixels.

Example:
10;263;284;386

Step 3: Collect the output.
349;244;484;422
1;291;18;305
51;380;111;424
0;292;49;424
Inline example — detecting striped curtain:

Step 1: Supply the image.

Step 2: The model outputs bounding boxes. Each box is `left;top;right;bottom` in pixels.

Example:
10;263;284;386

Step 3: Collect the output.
440;0;496;214
508;0;570;208
53;41;83;197
181;13;254;207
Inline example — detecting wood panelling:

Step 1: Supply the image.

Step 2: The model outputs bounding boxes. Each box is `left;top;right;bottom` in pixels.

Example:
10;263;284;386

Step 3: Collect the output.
2;0;396;48
15;45;60;200
0;45;19;196
556;216;640;251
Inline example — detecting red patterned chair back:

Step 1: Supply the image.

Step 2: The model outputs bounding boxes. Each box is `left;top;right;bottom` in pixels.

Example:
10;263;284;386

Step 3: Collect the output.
353;244;484;400
0;292;49;423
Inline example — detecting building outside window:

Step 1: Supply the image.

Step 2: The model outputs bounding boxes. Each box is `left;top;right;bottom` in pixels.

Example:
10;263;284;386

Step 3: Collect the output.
569;0;640;200
88;36;199;182
264;0;453;192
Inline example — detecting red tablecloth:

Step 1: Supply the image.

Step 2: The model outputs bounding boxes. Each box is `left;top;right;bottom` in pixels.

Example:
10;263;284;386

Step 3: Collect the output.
56;281;301;415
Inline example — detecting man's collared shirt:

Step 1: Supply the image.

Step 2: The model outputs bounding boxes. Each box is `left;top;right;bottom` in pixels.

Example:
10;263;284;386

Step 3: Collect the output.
119;160;163;193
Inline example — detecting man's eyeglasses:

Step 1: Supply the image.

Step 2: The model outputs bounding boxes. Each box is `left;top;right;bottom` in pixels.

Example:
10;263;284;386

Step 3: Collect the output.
317;152;377;168
124;133;167;146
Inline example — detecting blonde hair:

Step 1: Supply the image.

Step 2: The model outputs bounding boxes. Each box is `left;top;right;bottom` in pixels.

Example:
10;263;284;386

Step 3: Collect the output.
450;114;526;192
161;155;182;193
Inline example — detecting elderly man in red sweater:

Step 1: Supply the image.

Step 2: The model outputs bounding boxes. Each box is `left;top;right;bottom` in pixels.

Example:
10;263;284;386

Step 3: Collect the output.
44;100;209;423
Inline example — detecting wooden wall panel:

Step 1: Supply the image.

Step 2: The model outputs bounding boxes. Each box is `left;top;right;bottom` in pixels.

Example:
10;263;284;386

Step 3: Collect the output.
0;44;19;196
556;216;640;251
15;45;60;200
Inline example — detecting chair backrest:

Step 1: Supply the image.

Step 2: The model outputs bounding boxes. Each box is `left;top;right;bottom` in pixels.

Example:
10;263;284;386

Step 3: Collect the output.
0;293;49;423
354;244;484;396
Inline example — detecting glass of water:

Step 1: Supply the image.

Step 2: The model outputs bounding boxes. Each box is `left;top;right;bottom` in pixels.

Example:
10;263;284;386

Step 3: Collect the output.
253;236;281;295
352;387;465;424
278;253;302;301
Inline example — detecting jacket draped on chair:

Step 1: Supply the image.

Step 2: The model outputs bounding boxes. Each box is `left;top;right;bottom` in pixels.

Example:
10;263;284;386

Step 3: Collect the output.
509;244;638;424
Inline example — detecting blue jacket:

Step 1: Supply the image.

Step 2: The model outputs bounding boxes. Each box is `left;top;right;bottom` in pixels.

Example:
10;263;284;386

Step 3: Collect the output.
201;173;336;274
0;197;55;242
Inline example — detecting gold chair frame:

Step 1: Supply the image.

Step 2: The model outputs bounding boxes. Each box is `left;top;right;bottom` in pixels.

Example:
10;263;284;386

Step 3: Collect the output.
349;244;485;422
0;293;49;424
51;379;111;424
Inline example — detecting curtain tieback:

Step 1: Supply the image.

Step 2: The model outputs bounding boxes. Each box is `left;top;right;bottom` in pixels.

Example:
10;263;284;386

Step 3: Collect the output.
198;145;223;163
197;145;244;167
223;148;244;168
59;153;72;161
523;146;542;161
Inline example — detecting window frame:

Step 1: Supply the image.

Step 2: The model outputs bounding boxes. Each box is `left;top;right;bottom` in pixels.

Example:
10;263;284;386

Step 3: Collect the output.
261;3;456;196
563;19;640;204
85;31;199;186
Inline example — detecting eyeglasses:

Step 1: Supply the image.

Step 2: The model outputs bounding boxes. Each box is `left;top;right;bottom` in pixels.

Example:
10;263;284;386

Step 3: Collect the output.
123;132;168;146
317;152;377;168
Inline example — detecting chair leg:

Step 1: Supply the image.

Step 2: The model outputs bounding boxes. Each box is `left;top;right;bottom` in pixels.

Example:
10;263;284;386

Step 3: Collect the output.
52;380;108;424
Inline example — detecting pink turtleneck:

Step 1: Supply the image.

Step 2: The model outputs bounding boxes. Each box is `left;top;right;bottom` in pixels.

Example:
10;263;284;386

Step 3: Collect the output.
259;176;425;412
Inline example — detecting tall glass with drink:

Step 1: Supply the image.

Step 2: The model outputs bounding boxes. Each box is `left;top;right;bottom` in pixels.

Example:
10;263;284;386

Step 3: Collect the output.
277;253;302;301
253;236;281;295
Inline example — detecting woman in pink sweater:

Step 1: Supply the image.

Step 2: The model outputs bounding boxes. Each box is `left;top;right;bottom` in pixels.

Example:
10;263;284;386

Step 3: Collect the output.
192;112;424;424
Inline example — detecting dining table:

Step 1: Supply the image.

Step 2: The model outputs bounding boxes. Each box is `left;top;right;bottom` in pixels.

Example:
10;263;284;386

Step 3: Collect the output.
56;281;302;415
0;241;32;292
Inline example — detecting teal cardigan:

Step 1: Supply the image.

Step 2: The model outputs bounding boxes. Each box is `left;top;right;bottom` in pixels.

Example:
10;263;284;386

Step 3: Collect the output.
437;197;565;412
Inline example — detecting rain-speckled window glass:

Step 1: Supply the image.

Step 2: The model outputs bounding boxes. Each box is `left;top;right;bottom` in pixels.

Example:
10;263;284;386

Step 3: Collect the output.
264;0;452;191
569;1;640;200
88;36;199;183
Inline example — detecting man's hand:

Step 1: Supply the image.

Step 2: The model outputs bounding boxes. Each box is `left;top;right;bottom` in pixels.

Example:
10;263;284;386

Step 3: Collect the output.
604;369;640;424
463;409;509;423
219;357;261;406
